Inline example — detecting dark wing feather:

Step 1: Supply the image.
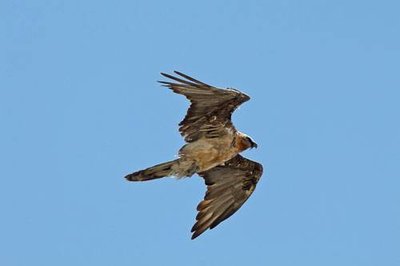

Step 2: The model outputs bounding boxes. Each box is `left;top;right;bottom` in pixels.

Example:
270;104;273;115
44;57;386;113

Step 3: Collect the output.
159;71;250;142
191;155;263;239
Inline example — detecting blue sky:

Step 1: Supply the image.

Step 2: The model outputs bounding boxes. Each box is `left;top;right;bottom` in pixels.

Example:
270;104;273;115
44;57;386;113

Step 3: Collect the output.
1;0;399;265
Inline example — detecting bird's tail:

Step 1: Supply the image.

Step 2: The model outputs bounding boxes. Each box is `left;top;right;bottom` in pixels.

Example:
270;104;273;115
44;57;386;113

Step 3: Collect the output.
125;159;181;181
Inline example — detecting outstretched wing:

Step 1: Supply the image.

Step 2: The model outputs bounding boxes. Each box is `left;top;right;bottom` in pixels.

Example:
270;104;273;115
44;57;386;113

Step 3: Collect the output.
159;71;250;142
191;155;263;239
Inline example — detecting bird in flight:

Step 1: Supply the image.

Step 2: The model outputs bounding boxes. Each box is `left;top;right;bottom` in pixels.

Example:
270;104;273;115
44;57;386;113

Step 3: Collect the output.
125;71;263;239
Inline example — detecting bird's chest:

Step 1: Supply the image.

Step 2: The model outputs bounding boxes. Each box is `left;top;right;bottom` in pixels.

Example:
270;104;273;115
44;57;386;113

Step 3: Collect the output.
180;134;238;171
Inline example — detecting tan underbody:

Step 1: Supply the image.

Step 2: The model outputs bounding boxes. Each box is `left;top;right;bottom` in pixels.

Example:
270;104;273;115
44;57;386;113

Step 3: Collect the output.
174;131;249;174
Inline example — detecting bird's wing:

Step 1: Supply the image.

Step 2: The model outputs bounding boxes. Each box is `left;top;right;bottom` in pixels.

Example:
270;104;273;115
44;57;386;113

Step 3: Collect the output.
191;154;263;239
159;71;250;142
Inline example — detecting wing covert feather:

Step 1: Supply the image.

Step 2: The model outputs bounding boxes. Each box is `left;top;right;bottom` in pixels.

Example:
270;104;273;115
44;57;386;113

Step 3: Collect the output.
191;155;263;239
160;71;250;142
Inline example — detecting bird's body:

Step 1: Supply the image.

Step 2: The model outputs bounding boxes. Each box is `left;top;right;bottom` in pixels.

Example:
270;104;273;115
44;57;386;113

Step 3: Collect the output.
178;129;248;174
125;71;263;239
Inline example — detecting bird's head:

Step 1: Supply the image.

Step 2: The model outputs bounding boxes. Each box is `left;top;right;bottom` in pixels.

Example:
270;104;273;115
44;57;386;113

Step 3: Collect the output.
244;135;258;149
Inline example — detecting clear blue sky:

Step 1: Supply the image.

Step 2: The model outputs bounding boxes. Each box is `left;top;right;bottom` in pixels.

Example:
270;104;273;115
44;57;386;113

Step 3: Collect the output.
1;0;399;265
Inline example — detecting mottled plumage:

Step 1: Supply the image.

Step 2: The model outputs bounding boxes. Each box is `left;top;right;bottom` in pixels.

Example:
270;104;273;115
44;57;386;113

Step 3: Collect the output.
192;155;263;239
159;71;250;142
125;71;264;239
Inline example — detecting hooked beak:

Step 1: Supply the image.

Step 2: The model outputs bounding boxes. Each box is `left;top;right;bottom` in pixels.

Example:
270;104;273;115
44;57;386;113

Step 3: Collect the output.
251;142;258;149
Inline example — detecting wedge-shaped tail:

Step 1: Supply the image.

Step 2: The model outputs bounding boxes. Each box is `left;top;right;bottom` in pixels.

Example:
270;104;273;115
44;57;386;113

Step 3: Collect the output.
125;160;179;181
